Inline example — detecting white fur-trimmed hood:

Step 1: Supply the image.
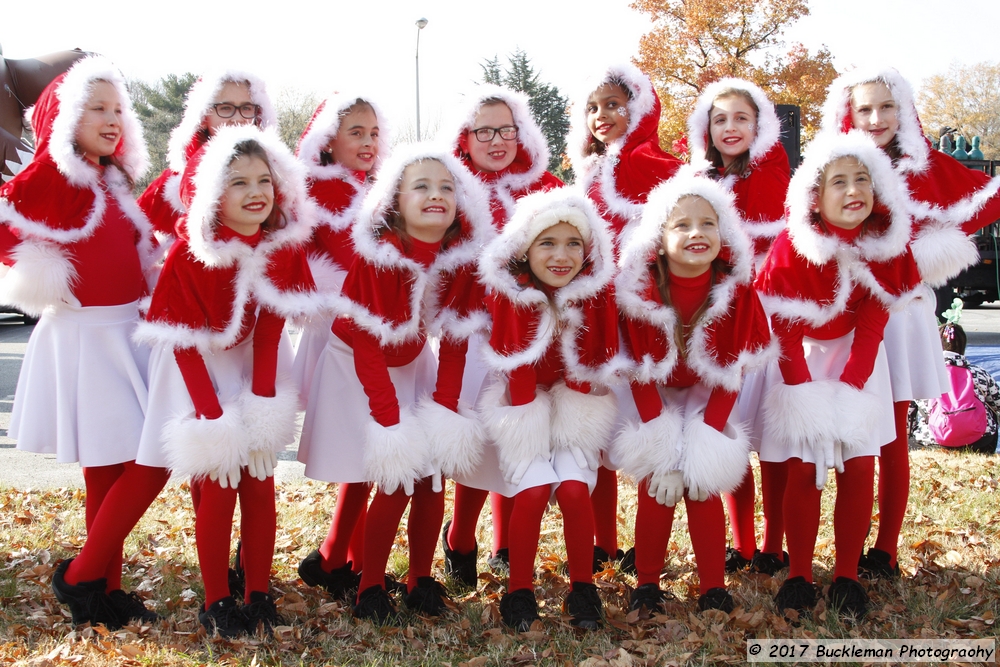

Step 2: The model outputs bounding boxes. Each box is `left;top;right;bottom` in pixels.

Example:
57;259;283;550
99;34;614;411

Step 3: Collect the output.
296;92;391;181
687;78;782;171
167;69;277;173
820;66;929;175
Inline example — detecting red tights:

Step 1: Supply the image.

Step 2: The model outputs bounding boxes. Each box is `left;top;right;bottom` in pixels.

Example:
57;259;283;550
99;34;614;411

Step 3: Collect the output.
67;462;169;589
872;401;910;566
194;474;276;607
357;478;443;595
508;481;594;592
592;466;619;554
759;460;788;554
446;484;512;556
723;468;757;560
633;480;725;593
319;482;371;573
783;456;874;582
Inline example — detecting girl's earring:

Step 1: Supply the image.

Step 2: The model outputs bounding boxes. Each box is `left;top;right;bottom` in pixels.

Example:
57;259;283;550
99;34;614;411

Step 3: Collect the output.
520;254;528;262
658;247;665;255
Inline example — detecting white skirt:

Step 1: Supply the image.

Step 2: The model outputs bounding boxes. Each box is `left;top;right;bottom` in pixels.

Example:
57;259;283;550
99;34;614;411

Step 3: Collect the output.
297;332;437;483
452;373;600;498
755;332;895;463
136;330;295;468
883;286;949;401
291;315;334;408
11;302;149;467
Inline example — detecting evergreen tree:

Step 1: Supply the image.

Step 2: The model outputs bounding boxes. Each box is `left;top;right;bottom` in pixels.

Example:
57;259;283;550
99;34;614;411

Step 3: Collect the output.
130;73;197;191
481;50;571;181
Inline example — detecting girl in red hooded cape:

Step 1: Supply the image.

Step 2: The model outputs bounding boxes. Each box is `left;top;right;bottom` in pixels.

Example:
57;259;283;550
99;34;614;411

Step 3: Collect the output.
686;78;792;577
753;131;922;618
137;69;277;249
133;124;321;637
0;56;164;630
436;84;563;587
613;169;774;615
820;66;1000;580
466;187;625;631
291;93;390;599
568;63;685;571
297;145;493;624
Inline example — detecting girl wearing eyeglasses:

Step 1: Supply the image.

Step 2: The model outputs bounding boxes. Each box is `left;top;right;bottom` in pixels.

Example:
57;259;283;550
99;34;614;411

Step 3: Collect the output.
137;70;276;252
435;85;563;588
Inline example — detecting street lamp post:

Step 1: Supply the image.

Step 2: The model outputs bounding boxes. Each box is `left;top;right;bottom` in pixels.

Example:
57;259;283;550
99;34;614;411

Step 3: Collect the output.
415;17;428;141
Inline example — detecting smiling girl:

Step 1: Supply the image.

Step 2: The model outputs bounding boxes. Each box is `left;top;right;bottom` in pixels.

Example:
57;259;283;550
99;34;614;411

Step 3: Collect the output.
0;56;162;630
291;94;390;600
297;146;492;624
462;188;622;631
753;131;922;618
613;170;774;615
134;125;320;637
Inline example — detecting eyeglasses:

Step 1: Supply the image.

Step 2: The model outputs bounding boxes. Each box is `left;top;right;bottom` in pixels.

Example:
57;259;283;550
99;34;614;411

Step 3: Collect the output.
470;125;518;142
212;103;261;119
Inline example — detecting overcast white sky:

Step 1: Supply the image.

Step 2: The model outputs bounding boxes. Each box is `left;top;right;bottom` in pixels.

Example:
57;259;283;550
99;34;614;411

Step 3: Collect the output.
3;0;997;139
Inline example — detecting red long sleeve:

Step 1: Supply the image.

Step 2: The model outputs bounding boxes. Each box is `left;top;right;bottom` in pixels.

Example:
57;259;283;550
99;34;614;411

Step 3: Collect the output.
174;347;223;419
432;337;468;411
703;388;737;432
838;295;889;389
508;364;538;407
350;325;401;427
773;317;812;386
0;224;20;266
251;308;285;397
631;381;664;423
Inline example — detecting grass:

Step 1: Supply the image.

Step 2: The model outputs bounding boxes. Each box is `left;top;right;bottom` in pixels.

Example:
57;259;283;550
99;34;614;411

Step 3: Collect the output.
0;449;997;666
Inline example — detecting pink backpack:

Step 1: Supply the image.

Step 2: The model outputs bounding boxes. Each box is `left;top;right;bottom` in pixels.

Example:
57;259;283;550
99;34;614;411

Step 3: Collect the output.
928;364;988;447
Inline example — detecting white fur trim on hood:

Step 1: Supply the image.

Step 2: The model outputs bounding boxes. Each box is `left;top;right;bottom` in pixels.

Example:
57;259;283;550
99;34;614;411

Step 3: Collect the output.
438;84;550;194
687;78;782;170
335;143;494;346
296;93;391;181
167;69;278;173
43;55;149;188
820;66;928;175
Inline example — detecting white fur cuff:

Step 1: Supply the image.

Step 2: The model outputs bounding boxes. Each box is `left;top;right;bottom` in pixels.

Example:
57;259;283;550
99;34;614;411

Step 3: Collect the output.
833;383;881;457
362;407;430;494
680;418;751;497
0;241;79;316
911;225;979;288
161;405;248;480
611;407;683;481
239;379;300;455
762;380;840;450
550;381;617;459
417;397;485;479
479;381;551;472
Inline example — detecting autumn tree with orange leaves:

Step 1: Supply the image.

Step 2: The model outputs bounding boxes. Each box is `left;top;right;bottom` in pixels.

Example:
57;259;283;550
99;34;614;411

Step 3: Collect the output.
631;0;836;152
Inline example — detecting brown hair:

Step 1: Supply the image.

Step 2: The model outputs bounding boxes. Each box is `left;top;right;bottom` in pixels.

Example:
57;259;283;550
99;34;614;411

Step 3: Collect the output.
227;139;287;232
940;322;967;355
376;158;463;251
585;77;634;157
704;89;758;178
319;99;375;167
652;253;730;358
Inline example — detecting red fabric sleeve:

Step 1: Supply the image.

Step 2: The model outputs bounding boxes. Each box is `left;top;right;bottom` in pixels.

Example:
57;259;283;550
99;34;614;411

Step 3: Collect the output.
630;381;664;423
703;388;738;432
432;337;468;411
508;365;538;407
0;224;20;266
174;347;223;419
251;308;285;397
565;378;592;395
350;325;400;427
839;295;890;389
772;317;812;386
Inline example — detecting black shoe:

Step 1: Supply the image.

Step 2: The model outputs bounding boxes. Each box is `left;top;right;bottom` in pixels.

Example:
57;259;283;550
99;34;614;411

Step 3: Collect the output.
228;540;245;601
629;583;669;613
828;577;869;618
199;596;247;638
487;548;510;574
858;548;901;580
243;591;285;636
698;587;735;613
108;589;160;625
441;521;478;588
751;551;789;576
404;576;450;616
592;546;626;574
564;581;603;630
619;547;637;575
725;547;754;573
51;559;120;629
384;573;407;595
774;576;818;613
353;585;399;625
499;588;540;632
298;550;360;600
